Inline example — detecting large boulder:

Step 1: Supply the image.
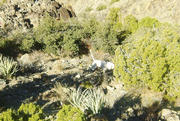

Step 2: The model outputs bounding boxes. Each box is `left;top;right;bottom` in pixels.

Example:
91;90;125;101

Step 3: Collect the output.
0;0;76;32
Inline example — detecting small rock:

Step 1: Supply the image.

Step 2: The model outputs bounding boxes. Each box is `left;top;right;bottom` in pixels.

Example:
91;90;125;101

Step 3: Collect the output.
159;109;180;121
32;73;41;79
19;53;32;65
17;76;31;83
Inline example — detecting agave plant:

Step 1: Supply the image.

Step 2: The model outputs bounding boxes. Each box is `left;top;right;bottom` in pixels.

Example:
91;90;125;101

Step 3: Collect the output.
0;54;18;79
69;88;89;112
85;88;105;114
69;87;105;115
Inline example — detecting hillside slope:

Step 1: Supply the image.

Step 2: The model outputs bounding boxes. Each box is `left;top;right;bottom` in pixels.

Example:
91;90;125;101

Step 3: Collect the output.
59;0;180;24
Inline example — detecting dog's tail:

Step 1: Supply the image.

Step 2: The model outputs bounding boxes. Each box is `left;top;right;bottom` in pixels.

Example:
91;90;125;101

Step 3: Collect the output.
89;49;95;61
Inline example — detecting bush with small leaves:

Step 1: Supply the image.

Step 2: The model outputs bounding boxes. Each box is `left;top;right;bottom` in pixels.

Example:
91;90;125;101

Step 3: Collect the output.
106;8;122;32
96;4;107;11
138;17;161;28
56;105;85;121
82;18;100;39
124;15;139;33
34;16;86;56
18;103;45;121
91;8;129;54
0;103;46;121
0;0;7;6
34;15;63;55
92;23;126;54
114;24;180;101
19;33;37;52
62;24;84;56
0;32;37;56
0;37;20;57
110;0;120;4
0;109;18;121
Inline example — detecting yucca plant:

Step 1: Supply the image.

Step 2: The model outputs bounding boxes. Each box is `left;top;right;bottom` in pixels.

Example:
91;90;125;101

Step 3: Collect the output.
85;88;105;114
69;87;105;115
69;88;88;112
0;54;18;79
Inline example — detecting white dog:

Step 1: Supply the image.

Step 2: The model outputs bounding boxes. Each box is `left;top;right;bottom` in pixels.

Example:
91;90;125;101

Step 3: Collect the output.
89;50;114;71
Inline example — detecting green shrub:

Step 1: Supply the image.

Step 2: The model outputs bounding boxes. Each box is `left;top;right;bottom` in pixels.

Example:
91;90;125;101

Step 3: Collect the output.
0;32;36;56
123;16;160;33
106;8;122;32
124;15;139;33
0;109;18;121
96;4;107;11
138;17;161;28
0;31;36;56
1;16;90;57
92;23;119;54
82;18;100;39
34;15;62;55
34;16;86;57
80;81;94;89
0;37;20;57
19;34;36;52
56;105;85;121
113;25;180;100
62;24;84;56
91;8;129;54
85;7;93;12
0;0;7;6
107;8;121;24
18;103;45;121
110;0;120;4
86;15;162;55
0;103;45;121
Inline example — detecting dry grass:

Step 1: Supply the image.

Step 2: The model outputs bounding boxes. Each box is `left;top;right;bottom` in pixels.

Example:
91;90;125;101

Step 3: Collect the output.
54;82;69;104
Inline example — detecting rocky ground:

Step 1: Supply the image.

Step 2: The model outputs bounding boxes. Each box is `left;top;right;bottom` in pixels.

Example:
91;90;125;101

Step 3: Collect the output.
0;0;75;33
0;51;179;121
0;0;180;120
0;51;118;117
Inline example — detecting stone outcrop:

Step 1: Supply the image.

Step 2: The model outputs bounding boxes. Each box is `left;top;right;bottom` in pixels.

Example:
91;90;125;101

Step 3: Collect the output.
0;0;76;31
